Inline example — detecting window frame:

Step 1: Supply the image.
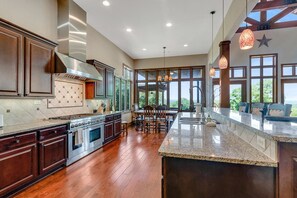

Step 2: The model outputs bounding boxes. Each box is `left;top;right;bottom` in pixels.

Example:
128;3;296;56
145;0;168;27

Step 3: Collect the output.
249;54;278;104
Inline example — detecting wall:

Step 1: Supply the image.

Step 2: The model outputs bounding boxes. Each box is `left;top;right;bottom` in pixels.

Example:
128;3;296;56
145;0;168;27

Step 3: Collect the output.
230;27;297;102
134;54;207;69
0;0;57;42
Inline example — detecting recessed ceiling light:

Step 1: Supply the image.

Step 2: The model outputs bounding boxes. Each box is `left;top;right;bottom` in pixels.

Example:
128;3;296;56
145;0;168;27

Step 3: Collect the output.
102;0;110;6
166;22;173;27
126;28;132;32
184;44;188;47
142;48;147;51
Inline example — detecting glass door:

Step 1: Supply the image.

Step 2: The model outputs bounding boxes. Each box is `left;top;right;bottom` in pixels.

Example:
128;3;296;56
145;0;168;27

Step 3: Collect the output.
282;80;297;116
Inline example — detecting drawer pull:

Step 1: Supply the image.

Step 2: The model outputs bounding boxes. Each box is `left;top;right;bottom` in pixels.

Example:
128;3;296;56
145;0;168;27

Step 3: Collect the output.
54;130;58;134
15;139;20;144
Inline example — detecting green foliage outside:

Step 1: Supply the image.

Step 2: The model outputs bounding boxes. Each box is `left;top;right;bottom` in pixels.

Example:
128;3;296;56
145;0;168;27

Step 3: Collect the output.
291;104;297;116
252;79;273;103
230;88;241;111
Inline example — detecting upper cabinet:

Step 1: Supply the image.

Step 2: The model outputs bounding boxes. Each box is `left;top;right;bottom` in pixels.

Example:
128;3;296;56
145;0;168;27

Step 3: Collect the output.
86;59;115;99
0;19;57;98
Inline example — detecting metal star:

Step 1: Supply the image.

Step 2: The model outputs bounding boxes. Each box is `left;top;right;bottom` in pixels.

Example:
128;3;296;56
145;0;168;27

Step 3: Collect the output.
257;34;272;48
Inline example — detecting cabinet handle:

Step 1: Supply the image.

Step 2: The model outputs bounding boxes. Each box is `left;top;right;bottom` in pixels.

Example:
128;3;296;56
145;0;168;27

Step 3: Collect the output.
15;139;20;144
54;130;58;134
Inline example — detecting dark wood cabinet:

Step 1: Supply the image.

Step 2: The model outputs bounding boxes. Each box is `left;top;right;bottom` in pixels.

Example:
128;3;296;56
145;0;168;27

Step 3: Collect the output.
278;142;297;198
104;121;114;143
0;25;23;96
86;59;115;99
104;113;122;144
39;135;67;175
24;37;55;97
0;19;57;98
0;133;37;197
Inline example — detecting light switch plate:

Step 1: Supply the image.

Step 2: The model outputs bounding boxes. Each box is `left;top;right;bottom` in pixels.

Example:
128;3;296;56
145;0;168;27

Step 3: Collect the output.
257;135;266;149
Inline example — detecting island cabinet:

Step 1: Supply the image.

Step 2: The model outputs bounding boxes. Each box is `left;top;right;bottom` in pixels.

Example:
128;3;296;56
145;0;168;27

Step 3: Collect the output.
0;132;38;197
0;124;68;197
278;143;297;198
162;157;276;198
85;59;115;99
104;113;122;145
0;18;56;98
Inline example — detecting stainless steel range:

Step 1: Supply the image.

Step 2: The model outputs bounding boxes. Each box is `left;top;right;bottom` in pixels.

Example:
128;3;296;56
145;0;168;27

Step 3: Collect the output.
50;114;105;165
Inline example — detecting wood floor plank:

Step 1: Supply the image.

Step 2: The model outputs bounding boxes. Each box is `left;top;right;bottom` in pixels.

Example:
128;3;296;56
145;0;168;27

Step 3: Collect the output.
14;128;165;198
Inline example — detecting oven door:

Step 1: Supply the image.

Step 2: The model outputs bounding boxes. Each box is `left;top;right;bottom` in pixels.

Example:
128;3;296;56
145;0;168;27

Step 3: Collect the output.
87;123;104;150
68;128;87;159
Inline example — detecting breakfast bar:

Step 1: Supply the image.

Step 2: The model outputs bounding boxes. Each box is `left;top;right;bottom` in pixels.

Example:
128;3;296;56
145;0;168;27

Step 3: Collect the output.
159;109;297;198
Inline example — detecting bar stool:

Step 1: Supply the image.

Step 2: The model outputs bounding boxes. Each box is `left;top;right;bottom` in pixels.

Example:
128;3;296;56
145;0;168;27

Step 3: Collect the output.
121;121;128;136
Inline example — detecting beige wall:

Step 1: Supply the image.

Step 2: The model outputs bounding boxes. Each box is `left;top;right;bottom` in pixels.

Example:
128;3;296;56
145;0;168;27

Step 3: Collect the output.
134;54;207;69
0;0;57;42
87;25;134;76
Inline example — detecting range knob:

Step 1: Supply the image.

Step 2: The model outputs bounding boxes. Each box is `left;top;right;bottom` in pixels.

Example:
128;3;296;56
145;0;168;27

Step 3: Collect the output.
74;124;78;127
70;124;74;128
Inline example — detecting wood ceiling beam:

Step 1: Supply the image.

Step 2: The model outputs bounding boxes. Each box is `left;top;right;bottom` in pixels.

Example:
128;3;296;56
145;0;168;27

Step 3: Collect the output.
253;0;297;12
267;7;296;24
245;17;261;25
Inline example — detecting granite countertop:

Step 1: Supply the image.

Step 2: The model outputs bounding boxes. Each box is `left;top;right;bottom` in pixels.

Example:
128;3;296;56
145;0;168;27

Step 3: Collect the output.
0;119;70;138
212;108;297;143
158;112;277;167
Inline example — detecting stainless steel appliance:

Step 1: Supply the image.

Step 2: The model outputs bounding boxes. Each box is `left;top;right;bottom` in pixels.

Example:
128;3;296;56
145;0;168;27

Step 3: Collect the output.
50;114;105;165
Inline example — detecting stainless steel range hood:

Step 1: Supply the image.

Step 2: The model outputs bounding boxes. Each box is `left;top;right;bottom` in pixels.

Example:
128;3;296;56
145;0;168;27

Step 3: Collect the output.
56;0;102;81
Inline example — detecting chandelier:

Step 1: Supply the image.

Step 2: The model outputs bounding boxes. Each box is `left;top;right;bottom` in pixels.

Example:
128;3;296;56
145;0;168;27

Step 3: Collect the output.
157;47;172;81
209;11;216;77
239;0;255;50
218;0;228;70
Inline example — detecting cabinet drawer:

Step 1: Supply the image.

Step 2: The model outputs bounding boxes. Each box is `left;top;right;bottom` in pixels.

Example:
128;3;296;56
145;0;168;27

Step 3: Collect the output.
114;114;121;120
0;132;37;153
105;115;114;122
39;125;67;141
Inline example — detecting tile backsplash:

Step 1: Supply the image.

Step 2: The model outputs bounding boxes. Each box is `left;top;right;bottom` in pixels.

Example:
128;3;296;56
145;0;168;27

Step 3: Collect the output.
0;78;109;126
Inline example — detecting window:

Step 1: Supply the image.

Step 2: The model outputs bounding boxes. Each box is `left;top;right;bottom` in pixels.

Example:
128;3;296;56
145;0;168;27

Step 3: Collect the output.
135;67;205;111
114;65;133;112
281;63;297;116
250;54;277;103
212;66;247;110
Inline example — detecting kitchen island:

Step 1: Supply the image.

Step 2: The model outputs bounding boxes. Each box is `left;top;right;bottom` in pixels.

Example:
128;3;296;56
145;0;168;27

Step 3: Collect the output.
159;109;297;198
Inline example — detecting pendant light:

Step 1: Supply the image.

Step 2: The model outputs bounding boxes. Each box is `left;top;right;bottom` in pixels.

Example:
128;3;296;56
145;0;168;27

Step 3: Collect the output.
209;11;216;78
239;0;255;50
219;0;228;70
157;47;172;82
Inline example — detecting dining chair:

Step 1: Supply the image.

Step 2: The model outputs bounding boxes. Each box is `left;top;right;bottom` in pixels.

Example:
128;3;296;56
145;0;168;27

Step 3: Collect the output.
238;102;249;113
155;105;169;133
143;105;156;133
267;103;292;117
251;103;266;116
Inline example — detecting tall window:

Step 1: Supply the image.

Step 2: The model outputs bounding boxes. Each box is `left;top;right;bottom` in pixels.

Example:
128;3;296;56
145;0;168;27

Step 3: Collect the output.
114;65;132;111
135;66;205;111
281;63;297;116
212;66;247;110
250;54;277;103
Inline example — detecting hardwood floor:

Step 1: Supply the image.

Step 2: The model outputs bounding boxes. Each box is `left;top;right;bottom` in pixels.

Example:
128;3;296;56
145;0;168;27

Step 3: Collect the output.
14;128;166;198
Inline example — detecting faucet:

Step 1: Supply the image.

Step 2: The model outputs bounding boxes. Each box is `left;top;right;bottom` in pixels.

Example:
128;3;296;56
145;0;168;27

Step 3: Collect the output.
192;85;205;119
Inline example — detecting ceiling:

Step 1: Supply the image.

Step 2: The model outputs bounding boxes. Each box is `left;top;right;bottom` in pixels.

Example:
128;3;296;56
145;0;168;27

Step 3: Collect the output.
74;0;233;59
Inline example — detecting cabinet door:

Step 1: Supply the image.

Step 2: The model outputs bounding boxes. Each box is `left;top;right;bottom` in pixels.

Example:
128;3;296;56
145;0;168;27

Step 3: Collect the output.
25;37;55;97
104;122;114;143
39;135;67;175
114;119;122;137
95;66;105;98
0;26;23;96
0;144;37;196
106;69;114;97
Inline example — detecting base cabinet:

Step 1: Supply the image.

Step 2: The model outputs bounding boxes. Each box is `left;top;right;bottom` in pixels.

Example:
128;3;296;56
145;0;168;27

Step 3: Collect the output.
0;125;67;197
0;144;37;197
104;113;122;145
39;135;67;175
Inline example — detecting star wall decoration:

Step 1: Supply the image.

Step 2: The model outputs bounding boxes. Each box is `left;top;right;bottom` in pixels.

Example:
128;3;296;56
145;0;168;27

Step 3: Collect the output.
257;34;272;48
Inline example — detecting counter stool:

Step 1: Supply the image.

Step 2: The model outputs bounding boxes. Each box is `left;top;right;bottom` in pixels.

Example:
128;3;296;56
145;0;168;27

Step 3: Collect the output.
121;121;128;136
